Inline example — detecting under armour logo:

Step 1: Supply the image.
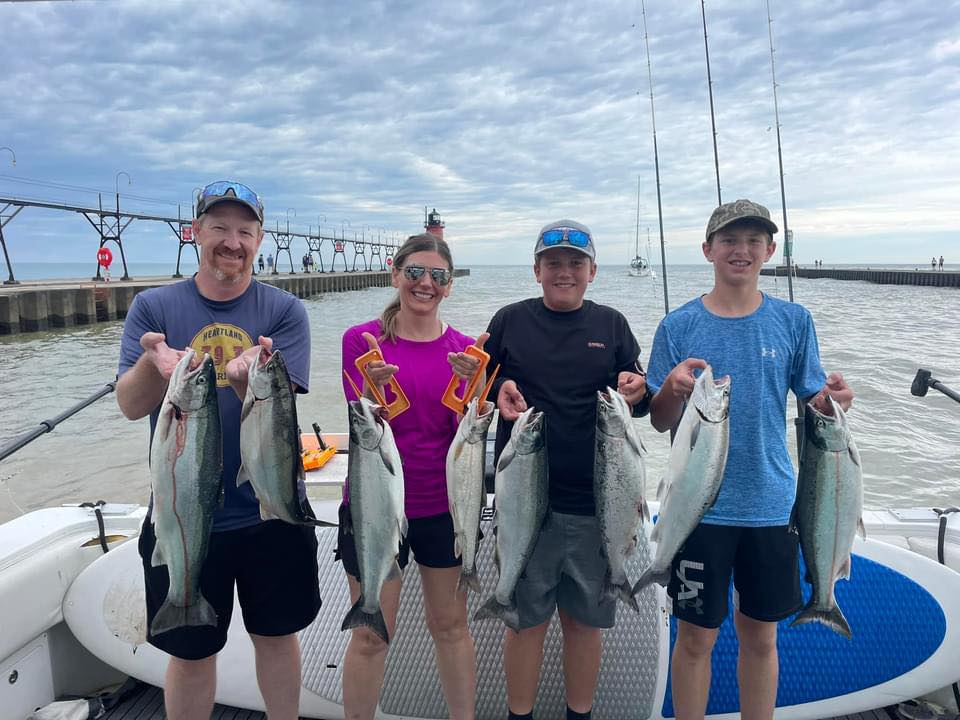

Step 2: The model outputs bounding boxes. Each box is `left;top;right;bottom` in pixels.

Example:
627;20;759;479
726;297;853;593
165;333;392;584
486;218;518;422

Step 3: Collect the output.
761;347;777;358
676;560;705;615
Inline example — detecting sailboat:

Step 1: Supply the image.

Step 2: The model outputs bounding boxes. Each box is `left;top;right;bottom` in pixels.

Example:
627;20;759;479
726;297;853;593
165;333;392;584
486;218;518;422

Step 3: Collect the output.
628;176;655;278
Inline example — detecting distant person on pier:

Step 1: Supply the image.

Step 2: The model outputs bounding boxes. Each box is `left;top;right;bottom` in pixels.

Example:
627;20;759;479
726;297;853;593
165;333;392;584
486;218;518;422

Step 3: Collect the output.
258;252;265;273
645;198;854;720
267;252;274;273
483;219;651;720
939;255;944;271
116;180;319;720
932;257;937;270
339;233;485;720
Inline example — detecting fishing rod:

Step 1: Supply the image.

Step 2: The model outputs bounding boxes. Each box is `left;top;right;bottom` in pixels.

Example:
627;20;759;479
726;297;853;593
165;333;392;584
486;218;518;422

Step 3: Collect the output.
0;381;116;463
911;369;960;405
701;0;722;206
766;0;795;303
640;0;669;315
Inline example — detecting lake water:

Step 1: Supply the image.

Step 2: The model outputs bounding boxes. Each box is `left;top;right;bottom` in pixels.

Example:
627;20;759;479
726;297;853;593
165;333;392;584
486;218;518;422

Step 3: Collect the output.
1;264;958;524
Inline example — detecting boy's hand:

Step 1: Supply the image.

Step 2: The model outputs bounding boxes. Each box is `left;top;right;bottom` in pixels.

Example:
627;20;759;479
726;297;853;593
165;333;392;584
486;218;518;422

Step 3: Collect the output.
617;371;648;406
664;357;709;399
810;372;853;415
497;380;527;421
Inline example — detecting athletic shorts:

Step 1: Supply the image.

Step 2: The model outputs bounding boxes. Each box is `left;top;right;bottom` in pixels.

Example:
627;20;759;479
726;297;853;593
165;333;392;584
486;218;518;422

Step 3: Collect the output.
515;511;616;630
335;502;461;579
667;522;801;629
139;517;321;660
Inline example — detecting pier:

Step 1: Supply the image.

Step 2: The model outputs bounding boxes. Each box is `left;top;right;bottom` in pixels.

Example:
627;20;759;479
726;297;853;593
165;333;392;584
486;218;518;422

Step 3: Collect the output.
0;269;470;335
761;266;959;288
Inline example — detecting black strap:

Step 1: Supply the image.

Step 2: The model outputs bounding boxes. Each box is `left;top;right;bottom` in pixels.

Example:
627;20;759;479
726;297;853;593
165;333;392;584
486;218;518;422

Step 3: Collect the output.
932;507;960;711
79;500;109;554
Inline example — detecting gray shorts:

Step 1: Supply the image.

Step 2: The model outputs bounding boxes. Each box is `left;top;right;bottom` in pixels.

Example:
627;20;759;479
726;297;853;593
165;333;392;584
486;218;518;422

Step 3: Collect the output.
515;510;616;630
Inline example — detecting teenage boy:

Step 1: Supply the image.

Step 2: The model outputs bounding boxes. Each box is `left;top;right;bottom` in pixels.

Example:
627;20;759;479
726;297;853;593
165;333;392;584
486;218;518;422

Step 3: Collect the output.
485;219;650;720
645;199;853;720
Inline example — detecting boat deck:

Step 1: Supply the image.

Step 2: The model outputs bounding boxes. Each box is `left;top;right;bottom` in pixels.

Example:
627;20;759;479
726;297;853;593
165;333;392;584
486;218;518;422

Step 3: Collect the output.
100;681;905;720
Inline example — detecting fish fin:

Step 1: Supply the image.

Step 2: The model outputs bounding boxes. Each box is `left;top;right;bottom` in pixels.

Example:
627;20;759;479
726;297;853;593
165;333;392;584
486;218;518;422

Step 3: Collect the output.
848;442;862;469
259;505;281;522
457;568;481;595
387;559;403;581
688;419;702;452
656;475;669;502
236;465;250;487
150;594;217;636
640;498;651;525
790;600;852;639
150;540;165;568
453;533;463;559
341;598;390;644
398;515;408;539
473;595;520;631
496;446;516;473
626;424;647;458
857;517;866;540
838;555;852;581
787;504;798;535
632;565;670;595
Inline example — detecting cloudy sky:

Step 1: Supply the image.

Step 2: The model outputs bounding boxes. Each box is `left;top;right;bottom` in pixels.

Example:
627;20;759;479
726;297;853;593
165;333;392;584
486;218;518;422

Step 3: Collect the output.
1;0;958;268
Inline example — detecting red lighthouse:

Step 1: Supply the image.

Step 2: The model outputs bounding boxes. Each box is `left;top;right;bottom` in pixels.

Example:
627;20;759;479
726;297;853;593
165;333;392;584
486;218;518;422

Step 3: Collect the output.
424;207;445;240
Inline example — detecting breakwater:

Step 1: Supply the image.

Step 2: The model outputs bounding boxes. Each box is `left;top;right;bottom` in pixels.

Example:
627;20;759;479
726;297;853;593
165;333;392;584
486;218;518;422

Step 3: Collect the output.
760;266;959;288
0;269;470;335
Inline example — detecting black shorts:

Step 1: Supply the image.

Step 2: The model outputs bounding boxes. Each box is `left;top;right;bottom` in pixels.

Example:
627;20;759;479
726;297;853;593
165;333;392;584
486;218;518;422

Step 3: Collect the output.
335;502;461;579
667;523;801;629
139;517;321;660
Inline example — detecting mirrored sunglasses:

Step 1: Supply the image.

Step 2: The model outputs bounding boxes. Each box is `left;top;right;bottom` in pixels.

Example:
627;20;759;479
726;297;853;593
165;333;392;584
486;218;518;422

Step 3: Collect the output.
199;181;263;213
540;228;591;248
401;264;451;286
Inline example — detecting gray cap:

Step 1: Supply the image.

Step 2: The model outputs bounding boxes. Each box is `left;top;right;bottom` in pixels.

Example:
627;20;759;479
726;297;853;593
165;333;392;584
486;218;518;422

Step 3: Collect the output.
705;199;778;241
534;219;596;260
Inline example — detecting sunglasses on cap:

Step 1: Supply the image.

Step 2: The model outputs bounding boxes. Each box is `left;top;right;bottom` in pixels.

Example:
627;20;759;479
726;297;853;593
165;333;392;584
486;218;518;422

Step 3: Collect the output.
198;181;264;220
400;264;451;286
539;227;591;248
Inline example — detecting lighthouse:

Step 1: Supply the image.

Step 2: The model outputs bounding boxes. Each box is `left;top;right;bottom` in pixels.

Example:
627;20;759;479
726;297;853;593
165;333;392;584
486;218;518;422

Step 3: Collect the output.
424;207;445;240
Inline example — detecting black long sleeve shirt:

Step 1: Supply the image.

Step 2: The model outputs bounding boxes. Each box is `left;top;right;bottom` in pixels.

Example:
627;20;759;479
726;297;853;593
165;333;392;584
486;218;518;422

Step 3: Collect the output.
485;298;649;516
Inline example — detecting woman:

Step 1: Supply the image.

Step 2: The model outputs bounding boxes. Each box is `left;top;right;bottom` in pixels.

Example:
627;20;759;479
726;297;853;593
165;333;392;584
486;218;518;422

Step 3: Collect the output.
339;233;485;720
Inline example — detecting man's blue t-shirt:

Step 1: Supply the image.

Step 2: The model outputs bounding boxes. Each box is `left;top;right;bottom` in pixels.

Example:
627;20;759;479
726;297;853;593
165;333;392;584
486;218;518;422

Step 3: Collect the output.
646;294;825;526
118;278;310;531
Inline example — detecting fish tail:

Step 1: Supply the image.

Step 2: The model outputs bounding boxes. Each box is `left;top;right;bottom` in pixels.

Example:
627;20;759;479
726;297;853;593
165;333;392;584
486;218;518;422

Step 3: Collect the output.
457;567;481;595
632;565;670;595
473;595;520;631
790;600;852;639
150;593;217;636
341;597;390;644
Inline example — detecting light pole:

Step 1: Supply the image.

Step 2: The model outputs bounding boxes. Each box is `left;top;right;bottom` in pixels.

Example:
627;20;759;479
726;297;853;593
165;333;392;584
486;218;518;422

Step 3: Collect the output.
115;171;131;196
317;214;326;237
340;219;350;241
0;147;15;167
285;208;296;233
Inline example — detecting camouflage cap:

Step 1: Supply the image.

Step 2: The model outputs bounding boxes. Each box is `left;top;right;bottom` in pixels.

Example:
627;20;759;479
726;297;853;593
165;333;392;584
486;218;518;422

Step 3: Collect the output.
705;199;778;241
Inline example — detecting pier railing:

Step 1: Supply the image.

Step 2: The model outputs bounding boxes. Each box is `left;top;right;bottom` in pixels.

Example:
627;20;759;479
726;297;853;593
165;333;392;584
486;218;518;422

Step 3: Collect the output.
761;266;958;288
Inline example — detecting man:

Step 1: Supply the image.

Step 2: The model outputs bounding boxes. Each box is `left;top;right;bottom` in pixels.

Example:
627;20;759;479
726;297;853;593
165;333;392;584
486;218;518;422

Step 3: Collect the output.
117;180;320;720
258;252;265;273
645;199;853;720
484;220;650;720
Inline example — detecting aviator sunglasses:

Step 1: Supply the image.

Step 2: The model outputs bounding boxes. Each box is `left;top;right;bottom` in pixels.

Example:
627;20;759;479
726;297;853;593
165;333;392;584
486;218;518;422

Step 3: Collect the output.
539;227;591;248
198;181;264;214
400;264;451;286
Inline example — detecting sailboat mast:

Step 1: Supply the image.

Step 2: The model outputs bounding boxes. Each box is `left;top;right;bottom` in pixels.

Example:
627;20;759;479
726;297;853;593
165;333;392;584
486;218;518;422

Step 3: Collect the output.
640;0;669;314
701;0;722;206
635;175;641;257
766;0;793;303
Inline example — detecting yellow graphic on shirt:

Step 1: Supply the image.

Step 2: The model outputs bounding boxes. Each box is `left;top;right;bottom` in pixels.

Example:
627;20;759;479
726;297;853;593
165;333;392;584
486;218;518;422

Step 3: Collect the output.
189;324;254;387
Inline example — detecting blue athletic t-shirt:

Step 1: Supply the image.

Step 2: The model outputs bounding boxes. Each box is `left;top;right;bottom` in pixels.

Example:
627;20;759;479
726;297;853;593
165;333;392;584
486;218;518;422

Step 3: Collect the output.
117;278;310;531
646;294;825;526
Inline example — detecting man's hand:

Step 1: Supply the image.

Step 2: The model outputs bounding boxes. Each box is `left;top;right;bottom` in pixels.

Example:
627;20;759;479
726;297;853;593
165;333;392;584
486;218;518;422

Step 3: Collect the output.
448;332;490;380
617;371;648;406
497;380;528;421
809;372;854;415
139;332;188;381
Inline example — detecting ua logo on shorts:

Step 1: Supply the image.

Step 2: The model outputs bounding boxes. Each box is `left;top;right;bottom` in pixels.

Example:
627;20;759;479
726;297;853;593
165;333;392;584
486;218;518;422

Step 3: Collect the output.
676;560;705;615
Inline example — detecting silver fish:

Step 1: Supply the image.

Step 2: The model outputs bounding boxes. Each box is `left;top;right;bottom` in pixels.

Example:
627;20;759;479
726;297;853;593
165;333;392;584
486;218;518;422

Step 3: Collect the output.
595;388;649;612
446;396;496;594
790;396;864;639
238;348;328;525
633;365;730;593
341;397;407;644
475;407;548;631
148;349;222;635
